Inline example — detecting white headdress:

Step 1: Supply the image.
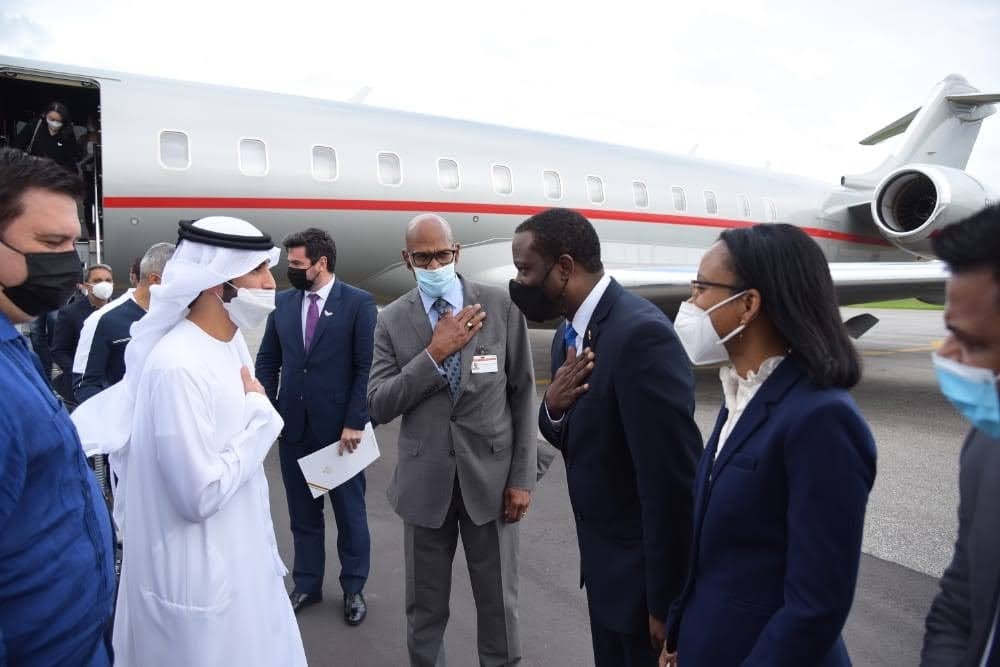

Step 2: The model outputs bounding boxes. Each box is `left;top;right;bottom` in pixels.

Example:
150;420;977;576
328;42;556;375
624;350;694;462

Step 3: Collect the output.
72;216;280;457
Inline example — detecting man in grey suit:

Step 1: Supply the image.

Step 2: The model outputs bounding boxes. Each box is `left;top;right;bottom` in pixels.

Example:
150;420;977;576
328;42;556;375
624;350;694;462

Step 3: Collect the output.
368;213;536;667
922;204;1000;666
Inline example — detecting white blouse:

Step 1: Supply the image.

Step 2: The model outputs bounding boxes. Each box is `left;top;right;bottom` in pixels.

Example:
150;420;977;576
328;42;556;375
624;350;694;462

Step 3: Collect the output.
714;356;786;460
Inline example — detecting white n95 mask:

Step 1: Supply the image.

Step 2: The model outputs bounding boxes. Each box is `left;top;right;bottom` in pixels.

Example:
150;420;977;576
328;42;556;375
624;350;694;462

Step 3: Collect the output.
91;281;114;301
673;291;748;366
223;286;275;331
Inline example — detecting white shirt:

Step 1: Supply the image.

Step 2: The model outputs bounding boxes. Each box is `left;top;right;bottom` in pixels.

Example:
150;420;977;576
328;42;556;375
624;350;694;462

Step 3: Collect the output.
419;277;464;371
982;606;998;666
546;274;612;426
567;274;612;355
300;276;335;346
715;356;785;460
112;319;305;666
73;289;135;374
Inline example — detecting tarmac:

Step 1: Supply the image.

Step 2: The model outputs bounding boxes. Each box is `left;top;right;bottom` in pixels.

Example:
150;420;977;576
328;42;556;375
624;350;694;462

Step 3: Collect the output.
264;306;965;666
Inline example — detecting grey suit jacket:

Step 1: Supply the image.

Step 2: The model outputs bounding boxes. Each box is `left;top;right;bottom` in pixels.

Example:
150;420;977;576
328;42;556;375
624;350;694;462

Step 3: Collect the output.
368;277;536;529
922;428;1000;666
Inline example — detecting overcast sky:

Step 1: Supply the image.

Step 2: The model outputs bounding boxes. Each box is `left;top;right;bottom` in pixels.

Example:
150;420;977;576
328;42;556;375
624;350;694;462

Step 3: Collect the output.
2;0;998;189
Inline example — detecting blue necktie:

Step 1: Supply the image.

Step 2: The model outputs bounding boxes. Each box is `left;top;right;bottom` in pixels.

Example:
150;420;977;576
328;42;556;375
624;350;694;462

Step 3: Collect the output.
433;298;462;400
564;323;578;353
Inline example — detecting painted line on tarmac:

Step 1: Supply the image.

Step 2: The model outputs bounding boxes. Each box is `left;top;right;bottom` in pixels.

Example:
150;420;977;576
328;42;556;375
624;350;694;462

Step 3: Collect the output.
861;340;943;357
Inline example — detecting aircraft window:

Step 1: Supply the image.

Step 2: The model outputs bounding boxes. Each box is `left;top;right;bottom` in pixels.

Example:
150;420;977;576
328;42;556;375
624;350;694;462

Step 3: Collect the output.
704;190;719;215
763;197;778;222
239;138;268;176
159;130;190;170
378;152;402;186
311;145;338;181
438;158;461;190
587;176;605;204
543;170;562;200
633;181;649;208
737;194;751;218
672;186;687;212
492;164;513;195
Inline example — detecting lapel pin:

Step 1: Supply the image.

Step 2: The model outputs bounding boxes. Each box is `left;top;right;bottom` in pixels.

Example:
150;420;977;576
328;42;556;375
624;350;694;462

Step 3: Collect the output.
323;310;333;317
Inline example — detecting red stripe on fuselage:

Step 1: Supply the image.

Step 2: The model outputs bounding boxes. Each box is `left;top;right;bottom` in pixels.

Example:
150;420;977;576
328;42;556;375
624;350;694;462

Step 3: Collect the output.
101;196;891;247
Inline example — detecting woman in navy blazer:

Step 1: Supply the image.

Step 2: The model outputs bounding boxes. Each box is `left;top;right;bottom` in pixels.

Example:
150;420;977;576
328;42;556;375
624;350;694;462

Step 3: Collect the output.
662;224;877;666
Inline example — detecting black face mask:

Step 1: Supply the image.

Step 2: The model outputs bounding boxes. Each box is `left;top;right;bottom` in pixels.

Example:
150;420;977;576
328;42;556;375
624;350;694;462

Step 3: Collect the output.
508;264;565;323
0;238;81;316
287;265;315;291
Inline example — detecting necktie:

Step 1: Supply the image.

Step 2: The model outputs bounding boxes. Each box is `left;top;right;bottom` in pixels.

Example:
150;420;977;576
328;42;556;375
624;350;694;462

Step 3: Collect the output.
564;323;578;353
432;297;462;400
304;293;320;351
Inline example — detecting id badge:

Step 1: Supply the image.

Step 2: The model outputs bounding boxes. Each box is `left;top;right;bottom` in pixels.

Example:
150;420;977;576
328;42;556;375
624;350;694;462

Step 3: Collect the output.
471;354;499;374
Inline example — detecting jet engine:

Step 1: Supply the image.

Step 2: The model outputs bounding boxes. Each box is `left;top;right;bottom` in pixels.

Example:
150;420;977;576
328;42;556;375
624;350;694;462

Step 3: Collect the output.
871;164;989;258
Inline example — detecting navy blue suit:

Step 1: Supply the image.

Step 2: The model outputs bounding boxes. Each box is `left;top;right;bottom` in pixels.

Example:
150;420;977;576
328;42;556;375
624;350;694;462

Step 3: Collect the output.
667;357;876;666
256;280;377;595
538;279;702;666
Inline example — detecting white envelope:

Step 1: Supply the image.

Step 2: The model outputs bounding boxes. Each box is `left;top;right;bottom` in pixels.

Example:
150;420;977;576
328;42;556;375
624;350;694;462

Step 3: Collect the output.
297;423;379;498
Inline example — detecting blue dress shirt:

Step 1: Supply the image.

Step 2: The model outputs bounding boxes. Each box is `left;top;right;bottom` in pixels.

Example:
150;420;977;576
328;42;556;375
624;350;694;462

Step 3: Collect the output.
0;311;115;666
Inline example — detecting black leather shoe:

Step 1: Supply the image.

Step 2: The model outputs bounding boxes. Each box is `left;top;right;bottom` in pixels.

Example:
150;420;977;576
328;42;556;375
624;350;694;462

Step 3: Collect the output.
344;591;366;626
289;590;322;614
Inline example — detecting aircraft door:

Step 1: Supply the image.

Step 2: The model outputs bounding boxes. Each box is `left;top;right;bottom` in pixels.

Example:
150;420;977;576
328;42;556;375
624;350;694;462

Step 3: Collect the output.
0;67;103;263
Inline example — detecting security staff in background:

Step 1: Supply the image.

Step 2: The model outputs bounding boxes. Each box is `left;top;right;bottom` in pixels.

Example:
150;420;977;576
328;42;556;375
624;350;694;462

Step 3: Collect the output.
76;243;174;404
51;263;114;405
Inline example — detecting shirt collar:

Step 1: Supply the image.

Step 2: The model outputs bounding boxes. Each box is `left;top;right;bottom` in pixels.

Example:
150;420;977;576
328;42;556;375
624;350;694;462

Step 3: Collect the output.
0;311;18;342
569;274;612;340
720;355;786;413
419;275;464;315
307;275;336;303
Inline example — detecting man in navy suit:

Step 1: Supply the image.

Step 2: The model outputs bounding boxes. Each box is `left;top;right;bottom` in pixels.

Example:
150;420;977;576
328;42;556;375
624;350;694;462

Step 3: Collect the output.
256;228;377;626
509;208;702;666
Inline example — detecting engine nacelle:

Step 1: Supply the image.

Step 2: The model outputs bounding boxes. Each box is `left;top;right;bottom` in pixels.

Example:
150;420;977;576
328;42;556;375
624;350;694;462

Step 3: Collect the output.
871;164;989;258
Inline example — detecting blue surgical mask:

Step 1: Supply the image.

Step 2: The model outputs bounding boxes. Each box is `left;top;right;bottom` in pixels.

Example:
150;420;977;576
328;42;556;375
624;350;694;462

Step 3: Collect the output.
414;263;457;299
932;353;1000;438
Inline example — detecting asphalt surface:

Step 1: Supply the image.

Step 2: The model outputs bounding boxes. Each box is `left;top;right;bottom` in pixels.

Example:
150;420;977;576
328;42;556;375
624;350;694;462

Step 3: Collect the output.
262;307;964;666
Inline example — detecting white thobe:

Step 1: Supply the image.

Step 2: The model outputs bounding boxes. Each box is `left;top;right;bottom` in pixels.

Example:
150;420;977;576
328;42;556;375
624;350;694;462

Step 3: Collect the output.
113;319;306;666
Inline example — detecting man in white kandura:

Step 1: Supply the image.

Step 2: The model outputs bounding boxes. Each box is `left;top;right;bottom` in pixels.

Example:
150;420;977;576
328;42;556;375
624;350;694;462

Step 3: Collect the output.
72;216;306;666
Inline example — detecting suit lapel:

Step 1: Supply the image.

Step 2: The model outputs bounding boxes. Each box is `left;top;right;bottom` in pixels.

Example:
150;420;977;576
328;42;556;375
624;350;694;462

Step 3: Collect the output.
710;358;802;482
581;278;622;356
456;277;481;403
972;433;1000;636
306;280;342;357
406;288;433;348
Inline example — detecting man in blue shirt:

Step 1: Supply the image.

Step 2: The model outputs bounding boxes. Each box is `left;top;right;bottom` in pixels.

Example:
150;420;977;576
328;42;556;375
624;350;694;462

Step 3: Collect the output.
0;147;115;666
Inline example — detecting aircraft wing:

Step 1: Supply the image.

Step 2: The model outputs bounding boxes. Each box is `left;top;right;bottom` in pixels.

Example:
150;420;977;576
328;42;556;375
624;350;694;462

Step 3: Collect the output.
608;261;947;311
470;260;947;317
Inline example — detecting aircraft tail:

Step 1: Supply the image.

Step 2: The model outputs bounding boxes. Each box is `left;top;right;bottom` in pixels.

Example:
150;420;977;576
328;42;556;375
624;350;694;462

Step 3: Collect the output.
841;75;1000;190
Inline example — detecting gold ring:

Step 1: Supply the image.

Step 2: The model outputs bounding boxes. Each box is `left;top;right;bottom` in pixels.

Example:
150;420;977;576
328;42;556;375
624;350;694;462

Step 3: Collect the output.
466;321;474;329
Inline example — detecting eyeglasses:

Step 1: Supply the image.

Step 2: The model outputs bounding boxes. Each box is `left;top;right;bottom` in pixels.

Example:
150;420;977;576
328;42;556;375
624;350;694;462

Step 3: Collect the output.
408;248;457;268
690;279;745;293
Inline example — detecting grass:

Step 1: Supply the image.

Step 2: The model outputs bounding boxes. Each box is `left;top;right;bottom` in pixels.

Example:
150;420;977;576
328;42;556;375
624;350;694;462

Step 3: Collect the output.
853;298;943;310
